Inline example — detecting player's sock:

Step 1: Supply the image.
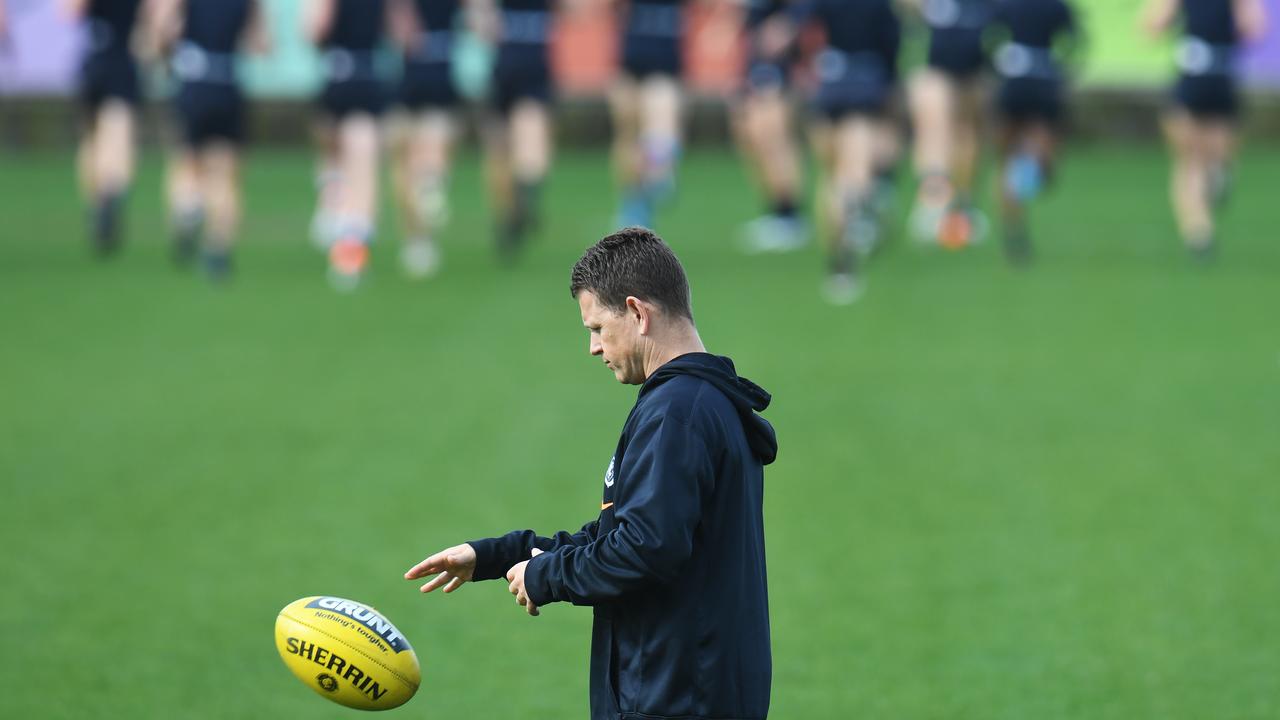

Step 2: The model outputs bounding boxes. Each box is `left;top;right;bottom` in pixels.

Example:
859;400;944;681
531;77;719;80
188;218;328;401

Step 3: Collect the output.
844;193;880;258
1006;153;1043;203
641;134;680;201
415;173;449;228
327;217;372;291
617;186;655;230
200;246;233;284
1002;221;1032;267
92;190;125;258
514;179;542;234
772;197;799;221
171;205;204;267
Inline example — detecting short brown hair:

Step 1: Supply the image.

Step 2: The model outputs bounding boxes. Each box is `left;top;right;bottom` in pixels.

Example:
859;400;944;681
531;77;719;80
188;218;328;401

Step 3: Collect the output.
569;227;694;320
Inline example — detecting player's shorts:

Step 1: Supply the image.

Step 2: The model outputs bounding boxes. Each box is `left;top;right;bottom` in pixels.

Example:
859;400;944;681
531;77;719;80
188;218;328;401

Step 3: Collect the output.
926;28;986;80
813;49;893;120
1170;40;1239;120
176;83;245;147
744;56;789;94
491;43;551;114
996;77;1063;125
620;3;682;79
318;49;388;119
400;62;459;110
621;36;682;80
399;30;459;111
1173;75;1238;120
80;49;140;112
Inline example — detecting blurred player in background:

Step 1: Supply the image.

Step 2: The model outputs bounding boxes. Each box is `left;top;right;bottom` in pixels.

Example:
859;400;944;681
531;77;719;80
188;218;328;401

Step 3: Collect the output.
989;0;1079;266
612;0;686;230
386;0;464;280
734;0;808;254
1143;0;1267;260
474;0;556;262
905;0;993;248
307;0;392;289
151;0;268;283
64;0;146;258
800;0;902;304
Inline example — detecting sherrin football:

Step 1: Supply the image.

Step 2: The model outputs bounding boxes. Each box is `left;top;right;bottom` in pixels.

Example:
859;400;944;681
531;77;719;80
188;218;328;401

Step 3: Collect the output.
275;596;420;710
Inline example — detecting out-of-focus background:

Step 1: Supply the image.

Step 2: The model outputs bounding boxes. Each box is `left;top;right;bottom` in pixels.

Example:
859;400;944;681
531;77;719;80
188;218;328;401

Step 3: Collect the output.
2;0;1279;718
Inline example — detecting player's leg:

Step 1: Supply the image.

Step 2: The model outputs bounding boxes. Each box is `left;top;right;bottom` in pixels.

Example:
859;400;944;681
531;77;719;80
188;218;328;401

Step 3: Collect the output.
88;99;136;256
610;75;647;227
311;118;343;250
871;112;903;234
637;73;682;200
1202;116;1235;212
908;68;953;241
738;84;806;252
821;114;877;304
399;109;454;278
327;111;380;288
500;98;550;253
937;77;988;249
197;140;241;281
167;147;203;265
997;119;1031;265
1163;110;1214;255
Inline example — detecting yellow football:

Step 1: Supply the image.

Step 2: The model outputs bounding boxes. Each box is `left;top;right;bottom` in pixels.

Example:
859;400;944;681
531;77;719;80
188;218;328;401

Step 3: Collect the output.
275;596;420;711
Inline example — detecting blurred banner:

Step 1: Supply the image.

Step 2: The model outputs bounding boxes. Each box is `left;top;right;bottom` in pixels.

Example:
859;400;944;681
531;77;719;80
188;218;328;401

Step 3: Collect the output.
2;0;1278;97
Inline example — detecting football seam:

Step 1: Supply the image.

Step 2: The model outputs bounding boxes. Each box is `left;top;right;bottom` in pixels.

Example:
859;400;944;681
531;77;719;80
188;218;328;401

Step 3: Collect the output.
281;612;419;691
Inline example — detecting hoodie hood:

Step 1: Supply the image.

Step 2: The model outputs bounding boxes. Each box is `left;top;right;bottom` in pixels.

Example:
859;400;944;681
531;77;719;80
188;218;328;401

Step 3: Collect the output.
640;353;778;465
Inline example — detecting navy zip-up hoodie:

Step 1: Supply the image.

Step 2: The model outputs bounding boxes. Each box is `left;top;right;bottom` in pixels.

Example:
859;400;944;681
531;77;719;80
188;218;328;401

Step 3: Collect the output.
469;353;776;720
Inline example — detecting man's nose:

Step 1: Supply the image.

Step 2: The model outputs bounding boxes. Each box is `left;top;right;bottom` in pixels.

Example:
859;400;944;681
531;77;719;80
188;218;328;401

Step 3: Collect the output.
590;338;602;356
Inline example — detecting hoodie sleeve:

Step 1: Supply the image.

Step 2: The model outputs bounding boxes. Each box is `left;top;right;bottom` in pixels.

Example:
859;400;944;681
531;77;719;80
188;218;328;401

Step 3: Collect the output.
468;521;600;582
523;414;714;606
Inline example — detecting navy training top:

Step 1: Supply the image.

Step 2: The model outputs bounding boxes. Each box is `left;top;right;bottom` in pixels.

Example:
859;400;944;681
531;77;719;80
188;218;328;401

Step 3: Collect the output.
183;0;252;54
470;353;777;720
87;0;141;52
1181;0;1238;44
323;0;385;50
415;0;461;30
501;0;552;10
802;0;901;58
992;0;1076;48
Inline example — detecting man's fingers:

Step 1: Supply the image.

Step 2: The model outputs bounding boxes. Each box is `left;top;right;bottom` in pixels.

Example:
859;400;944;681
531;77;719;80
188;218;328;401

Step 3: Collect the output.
420;572;453;593
443;576;465;593
527;601;540;617
404;552;447;580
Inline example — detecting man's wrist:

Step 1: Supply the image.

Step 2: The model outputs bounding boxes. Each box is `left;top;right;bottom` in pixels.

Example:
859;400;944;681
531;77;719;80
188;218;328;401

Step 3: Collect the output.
524;551;555;607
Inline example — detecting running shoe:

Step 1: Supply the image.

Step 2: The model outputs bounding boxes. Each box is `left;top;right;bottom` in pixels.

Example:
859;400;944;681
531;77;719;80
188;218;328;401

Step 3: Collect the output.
328;237;369;291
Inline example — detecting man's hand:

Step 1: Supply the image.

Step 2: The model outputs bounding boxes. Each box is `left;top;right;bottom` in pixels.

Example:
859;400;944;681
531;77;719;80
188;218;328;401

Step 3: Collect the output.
506;548;543;617
404;543;477;594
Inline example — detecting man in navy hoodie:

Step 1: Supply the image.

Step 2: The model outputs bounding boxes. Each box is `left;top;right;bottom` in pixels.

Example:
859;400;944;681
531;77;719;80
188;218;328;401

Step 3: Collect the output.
405;227;777;720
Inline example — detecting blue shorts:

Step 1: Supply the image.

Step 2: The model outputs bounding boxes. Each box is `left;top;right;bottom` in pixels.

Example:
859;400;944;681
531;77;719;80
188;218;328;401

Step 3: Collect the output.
813;51;893;120
622;36;682;79
927;29;986;79
744;56;789;93
491;43;551;114
400;62;459;110
176;82;245;147
319;79;388;119
1173;75;1238;119
80;50;140;112
997;77;1063;125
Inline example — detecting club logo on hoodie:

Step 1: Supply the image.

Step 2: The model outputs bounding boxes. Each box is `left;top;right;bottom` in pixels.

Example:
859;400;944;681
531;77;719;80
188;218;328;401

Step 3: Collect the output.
604;457;616;488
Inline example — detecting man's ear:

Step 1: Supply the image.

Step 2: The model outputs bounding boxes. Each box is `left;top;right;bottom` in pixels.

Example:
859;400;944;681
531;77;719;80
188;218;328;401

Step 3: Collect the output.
625;296;652;335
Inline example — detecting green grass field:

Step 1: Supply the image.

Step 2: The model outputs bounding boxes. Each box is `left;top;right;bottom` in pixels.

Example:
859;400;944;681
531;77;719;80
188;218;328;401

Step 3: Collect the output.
2;142;1279;718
